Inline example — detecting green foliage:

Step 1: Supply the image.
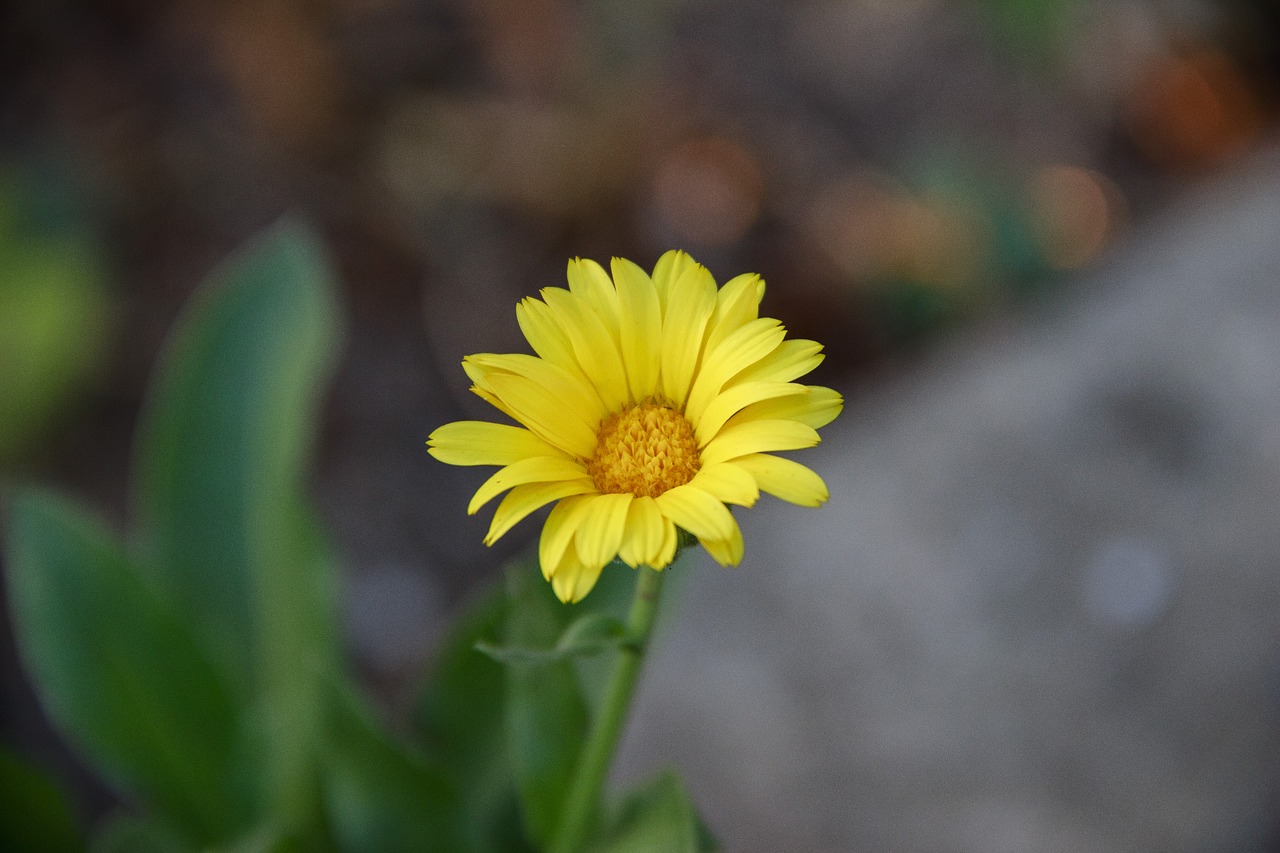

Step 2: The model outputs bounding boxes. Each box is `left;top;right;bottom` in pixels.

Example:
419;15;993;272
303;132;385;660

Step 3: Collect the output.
5;221;343;846
501;564;594;848
0;744;83;853
129;221;345;833
412;557;716;852
6;492;253;840
596;772;717;853
131;220;343;697
0;166;111;464
321;684;461;852
3;220;715;851
91;814;188;853
413;587;533;853
3;221;446;850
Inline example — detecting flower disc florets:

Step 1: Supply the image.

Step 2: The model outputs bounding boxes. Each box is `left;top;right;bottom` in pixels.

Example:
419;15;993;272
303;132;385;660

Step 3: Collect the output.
588;400;700;498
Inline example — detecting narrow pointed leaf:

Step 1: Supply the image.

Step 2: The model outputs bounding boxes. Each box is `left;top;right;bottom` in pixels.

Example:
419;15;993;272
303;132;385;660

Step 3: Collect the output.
131;218;343;693
4;491;251;842
129;220;345;827
596;771;717;853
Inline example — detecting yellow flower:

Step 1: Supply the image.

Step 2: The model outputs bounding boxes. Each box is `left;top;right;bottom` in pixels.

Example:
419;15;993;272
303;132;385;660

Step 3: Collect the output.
428;251;841;602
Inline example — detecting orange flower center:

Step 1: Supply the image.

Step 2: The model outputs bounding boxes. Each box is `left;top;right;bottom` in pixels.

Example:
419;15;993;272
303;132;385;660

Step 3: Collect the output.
588;400;700;498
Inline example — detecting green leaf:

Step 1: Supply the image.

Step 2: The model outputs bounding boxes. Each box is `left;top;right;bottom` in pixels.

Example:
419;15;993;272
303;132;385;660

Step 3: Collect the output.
4;491;252;841
476;613;631;665
0;744;83;853
413;585;505;773
131;217;343;691
595;772;716;853
129;220;345;827
321;683;462;853
0;232;110;464
91;813;187;853
412;585;532;853
93;814;310;853
502;560;591;848
101;819;313;853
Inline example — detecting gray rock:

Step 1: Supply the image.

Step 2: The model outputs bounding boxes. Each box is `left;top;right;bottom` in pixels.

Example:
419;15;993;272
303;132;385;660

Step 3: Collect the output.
619;147;1280;852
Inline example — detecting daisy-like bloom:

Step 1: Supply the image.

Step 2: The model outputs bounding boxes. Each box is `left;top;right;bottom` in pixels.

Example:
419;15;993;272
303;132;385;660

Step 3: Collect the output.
428;251;841;603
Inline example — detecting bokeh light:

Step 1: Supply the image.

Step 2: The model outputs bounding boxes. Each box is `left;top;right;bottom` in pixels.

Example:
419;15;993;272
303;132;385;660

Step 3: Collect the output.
1027;164;1123;270
650;135;765;248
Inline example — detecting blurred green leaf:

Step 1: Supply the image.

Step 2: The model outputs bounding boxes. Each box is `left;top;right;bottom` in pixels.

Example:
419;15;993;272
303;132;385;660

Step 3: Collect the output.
93;813;306;853
130;220;345;828
132;218;343;688
595;772;715;853
0;744;82;853
413;585;532;853
321;683;462;853
502;560;591;848
4;490;251;842
91;813;187;853
476;612;631;665
0;236;110;464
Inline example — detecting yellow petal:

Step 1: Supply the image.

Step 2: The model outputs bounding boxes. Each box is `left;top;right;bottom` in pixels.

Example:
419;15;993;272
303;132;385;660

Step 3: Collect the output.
694;381;803;448
516;297;588;379
484;372;599;459
651;249;696;315
484;478;597;545
463;378;520;422
466;353;607;423
566;257;621;333
574;492;633;569
654;483;736;542
427;421;565;466
685;318;786;427
731;453;830;506
654;520;678;568
617;495;665;567
612;256;662;401
700;527;745;566
543;287;630;411
548;541;607;603
704;272;765;354
467;456;591;515
660;263;717;405
572;560;607;601
726;385;843;431
688;462;759;507
700;418;820;465
550;549;580;602
729;338;824;385
539;494;595;579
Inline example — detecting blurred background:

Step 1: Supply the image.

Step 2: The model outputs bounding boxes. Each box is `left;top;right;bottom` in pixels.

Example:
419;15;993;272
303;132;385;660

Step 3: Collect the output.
2;0;1279;849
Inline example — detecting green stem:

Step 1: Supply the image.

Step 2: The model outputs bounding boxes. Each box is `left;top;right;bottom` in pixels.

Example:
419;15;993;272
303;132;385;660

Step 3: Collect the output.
550;565;666;853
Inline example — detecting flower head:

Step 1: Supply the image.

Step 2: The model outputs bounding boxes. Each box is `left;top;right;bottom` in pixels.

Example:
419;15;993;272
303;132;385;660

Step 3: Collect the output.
428;251;840;602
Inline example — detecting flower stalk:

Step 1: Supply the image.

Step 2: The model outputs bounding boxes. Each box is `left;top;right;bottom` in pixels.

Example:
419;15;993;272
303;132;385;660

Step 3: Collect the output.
550;564;667;853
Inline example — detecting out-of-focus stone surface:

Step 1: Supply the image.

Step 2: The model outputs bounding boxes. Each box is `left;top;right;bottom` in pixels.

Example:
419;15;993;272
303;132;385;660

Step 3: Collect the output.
618;146;1280;852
